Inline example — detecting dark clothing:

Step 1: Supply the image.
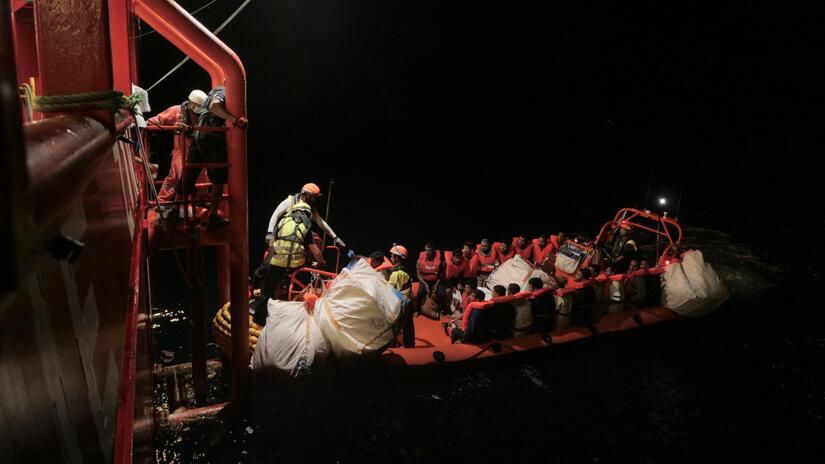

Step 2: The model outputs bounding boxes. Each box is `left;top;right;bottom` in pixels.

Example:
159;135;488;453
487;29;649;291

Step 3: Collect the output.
645;273;662;306
399;300;416;348
181;87;228;193
251;248;273;290
611;238;637;274
263;223;313;291
416;281;449;314
460;310;489;343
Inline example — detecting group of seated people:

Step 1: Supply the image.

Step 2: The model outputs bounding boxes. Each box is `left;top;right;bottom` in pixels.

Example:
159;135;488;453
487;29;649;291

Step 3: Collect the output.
367;232;666;346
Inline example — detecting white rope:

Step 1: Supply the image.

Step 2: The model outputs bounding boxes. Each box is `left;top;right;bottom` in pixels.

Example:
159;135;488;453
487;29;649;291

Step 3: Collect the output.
146;0;252;92
134;0;219;39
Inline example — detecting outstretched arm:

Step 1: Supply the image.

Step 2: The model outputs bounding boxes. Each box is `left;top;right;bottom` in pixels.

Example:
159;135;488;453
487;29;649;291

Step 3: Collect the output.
208;100;247;127
312;210;343;246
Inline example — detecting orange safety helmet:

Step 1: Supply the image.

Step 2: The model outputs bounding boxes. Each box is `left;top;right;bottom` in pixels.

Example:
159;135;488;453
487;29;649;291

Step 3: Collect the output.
301;183;321;196
389;244;408;259
619;221;632;230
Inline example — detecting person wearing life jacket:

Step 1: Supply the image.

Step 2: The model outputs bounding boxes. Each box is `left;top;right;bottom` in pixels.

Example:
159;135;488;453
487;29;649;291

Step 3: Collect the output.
610;222;638;274
444;248;468;286
460;242;478;280
177;85;248;228
533;234;556;267
265;183;345;249
369;250;393;280
496;240;515;264
471;239;499;288
550;231;567;256
252;183;346;290
447;288;486;343
512;233;533;261
147;89;207;204
387;245;412;298
387;245;415;348
251;201;325;325
536;252;556;276
416;243;447;313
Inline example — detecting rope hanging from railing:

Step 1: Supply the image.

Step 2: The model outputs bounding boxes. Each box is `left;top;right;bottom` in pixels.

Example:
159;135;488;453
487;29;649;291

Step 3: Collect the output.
33;90;144;114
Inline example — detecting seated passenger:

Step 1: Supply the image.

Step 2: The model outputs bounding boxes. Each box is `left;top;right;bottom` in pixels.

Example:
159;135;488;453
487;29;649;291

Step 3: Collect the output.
507;283;521;296
528;277;553;333
640;257;662;306
496;241;515;264
550;231;567;252
509;282;532;336
537;257;557;279
471;239;499;288
513;233;533;261
603;265;626;314
460;242;477;280
639;259;650;271
533;234;555;266
416;243;447;313
449;280;465;315
492;285;506;299
572;268;596;325
445;248;468;286
527;277;544;292
448;289;486;343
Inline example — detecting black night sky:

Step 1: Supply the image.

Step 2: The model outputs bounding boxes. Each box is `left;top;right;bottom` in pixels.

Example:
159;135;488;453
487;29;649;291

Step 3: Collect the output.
139;0;823;267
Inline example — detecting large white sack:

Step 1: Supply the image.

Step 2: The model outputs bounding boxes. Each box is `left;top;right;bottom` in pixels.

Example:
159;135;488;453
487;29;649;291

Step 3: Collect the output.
251;299;328;378
662;250;730;317
314;258;404;358
555;244;588;274
487;255;550;290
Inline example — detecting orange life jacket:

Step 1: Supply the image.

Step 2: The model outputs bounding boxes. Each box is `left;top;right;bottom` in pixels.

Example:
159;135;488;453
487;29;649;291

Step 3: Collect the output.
445;258;467;281
512;237;533;261
532;239;555;266
417;252;442;282
496;247;515;264
474;249;498;273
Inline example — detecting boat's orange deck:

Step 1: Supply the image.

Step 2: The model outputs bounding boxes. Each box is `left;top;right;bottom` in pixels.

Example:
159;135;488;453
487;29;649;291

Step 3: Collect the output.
410;314;452;348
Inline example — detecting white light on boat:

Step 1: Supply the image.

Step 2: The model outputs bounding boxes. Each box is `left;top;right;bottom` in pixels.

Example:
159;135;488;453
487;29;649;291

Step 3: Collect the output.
658;197;667;206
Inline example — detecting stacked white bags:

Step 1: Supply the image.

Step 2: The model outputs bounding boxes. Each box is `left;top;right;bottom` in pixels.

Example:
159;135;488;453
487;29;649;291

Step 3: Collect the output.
252;258;406;377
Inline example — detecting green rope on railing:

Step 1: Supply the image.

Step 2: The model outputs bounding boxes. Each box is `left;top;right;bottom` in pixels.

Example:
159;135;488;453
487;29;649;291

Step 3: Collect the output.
34;90;143;114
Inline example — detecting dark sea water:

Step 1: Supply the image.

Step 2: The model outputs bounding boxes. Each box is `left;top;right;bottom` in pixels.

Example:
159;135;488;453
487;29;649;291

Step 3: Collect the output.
148;222;825;463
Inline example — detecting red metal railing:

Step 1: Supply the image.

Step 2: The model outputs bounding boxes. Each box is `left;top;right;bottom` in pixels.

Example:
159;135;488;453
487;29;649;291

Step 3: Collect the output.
593;207;683;264
134;0;250;403
287;268;339;301
141;124;230;212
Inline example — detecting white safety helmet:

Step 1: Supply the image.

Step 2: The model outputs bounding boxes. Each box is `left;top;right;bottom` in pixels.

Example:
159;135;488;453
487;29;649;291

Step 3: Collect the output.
188;89;207;106
188;90;209;114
